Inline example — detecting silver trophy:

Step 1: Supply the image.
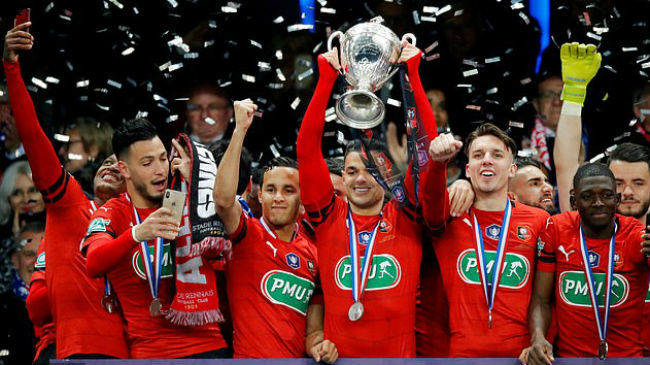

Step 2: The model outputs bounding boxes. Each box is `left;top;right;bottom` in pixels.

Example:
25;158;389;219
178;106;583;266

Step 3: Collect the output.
328;17;416;129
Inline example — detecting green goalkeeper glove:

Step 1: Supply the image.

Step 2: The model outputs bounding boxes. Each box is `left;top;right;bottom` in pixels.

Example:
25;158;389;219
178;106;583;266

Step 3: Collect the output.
560;42;602;106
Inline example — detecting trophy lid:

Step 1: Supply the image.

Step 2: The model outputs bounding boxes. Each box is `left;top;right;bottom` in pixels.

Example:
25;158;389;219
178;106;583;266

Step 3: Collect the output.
344;17;400;46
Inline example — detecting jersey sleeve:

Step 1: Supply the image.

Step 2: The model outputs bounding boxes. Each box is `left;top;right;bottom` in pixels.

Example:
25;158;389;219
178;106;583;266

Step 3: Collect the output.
3;59;83;205
27;244;51;328
82;202;139;278
537;216;557;272
228;210;264;246
296;55;339;226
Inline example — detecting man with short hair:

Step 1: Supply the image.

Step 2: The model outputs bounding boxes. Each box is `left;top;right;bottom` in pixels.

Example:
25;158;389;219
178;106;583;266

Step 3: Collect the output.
186;84;233;147
213;99;334;360
4;22;129;359
523;163;650;362
607;142;650;356
530;74;563;170
82;119;228;358
297;43;440;357
426;123;550;357
509;157;556;214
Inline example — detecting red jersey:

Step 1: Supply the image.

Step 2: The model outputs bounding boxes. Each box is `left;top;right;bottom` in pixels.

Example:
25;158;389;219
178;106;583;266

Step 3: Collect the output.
644;283;650;356
226;212;319;358
431;202;549;357
28;246;55;362
4;59;128;358
415;242;449;357
82;194;226;358
538;211;648;357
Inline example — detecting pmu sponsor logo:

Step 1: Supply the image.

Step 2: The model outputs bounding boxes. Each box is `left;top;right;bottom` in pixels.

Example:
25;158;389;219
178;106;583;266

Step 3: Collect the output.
261;270;315;315
195;143;217;219
456;248;530;289
559;271;629;308
34;252;46;270
132;243;174;280
334;254;402;291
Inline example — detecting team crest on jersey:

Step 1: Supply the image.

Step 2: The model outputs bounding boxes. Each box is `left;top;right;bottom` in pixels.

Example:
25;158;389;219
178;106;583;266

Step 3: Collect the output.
286;253;300;270
588;251;600;267
379;220;392;233
358;231;372;245
307;260;315;274
391;186;405;202
559;271;629;308
334;254;402;291
34;252;46;270
456;248;530;289
485;224;501;240
614;252;623;269
261;270;315;315
87;218;110;234
517;226;531;241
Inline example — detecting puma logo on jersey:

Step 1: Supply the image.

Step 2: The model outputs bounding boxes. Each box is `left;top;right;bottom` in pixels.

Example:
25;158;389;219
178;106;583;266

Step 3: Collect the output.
558;245;575;262
265;241;277;257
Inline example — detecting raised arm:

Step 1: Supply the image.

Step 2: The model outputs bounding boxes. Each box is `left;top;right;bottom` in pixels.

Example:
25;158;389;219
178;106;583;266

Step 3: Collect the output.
3;23;63;193
422;134;461;228
213;99;257;234
296;50;339;216
554;43;601;212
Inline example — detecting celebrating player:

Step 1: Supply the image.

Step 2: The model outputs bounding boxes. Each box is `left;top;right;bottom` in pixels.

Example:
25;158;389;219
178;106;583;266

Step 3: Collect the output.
3;22;129;359
523;163;650;363
212;99;336;361
82;119;228;358
426;125;550;357
296;42;440;357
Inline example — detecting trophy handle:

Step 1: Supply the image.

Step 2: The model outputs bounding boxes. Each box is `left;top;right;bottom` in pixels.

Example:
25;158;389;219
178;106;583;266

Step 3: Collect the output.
401;33;417;47
327;31;345;51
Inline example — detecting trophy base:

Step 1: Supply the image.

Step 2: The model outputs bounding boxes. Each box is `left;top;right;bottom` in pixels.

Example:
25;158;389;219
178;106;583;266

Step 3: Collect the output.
335;89;385;129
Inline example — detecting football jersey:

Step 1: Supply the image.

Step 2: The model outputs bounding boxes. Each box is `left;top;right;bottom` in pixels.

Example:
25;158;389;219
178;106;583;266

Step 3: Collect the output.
538;211;648;357
313;197;422;358
82;193;226;359
29;246;55;362
415;242;449;357
431;202;549;357
4;58;128;359
227;212;319;358
644;283;650;356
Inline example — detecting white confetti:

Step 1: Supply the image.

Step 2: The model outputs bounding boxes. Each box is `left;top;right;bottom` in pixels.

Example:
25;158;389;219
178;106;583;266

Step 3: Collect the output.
317;0;327;5
298;68;314;81
485;56;501;63
250;39;263;49
168;63;183;72
275;50;283;60
463;69;478;77
107;79;122;88
184;52;199;59
273;16;284;24
59;15;71;22
593;27;609;34
511;2;524;10
413;10;420;25
622;47;638;52
167;0;178;7
204;117;216;125
204;40;215;48
325;113;338;122
96;104;110;111
641;62;650;69
121;47;135;56
436;5;451;16
511;97;528;111
276;68;286;81
208;20;217;29
425;53;440;61
421;16;436;22
258;62;271;71
287;24;314;32
270;144;280;157
107;0;124;9
387;98;401;107
242;74;256;83
312;42;323;54
290;97;301;110
454;10;464;16
586;32;602;41
45;76;60;84
166;115;179;123
76;80;89;88
321;7;336;14
153;94;168;103
159;61;171;71
424;41;439;54
54;134;70;142
221;6;237;13
423;6;437;14
67;153;84;161
31;77;48;89
486;87;498;95
45;2;54;13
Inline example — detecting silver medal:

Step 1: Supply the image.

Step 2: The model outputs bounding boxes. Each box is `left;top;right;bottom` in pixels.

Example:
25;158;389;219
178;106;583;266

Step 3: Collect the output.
348;302;364;321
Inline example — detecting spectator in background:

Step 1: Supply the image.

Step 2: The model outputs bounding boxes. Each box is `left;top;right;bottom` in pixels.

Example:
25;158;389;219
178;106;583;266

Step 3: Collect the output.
186;84;234;149
0;160;45;237
325;157;346;201
58;117;114;194
427;89;450;133
530;73;563;171
11;222;44;295
619;81;650;148
0;85;26;171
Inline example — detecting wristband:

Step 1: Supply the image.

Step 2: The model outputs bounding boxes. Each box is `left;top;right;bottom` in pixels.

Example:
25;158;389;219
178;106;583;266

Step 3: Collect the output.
131;225;144;243
561;101;582;117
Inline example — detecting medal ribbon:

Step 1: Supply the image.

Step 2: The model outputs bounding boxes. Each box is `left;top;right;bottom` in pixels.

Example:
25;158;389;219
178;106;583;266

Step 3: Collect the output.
398;65;421;207
132;203;163;303
471;199;512;322
347;206;382;305
578;222;616;349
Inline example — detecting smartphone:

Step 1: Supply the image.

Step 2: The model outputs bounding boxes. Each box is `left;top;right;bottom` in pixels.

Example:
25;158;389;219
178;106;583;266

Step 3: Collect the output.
162;189;186;225
14;8;31;32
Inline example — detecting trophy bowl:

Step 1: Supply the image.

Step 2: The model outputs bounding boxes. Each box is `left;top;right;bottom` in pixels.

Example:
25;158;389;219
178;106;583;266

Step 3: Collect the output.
328;18;416;129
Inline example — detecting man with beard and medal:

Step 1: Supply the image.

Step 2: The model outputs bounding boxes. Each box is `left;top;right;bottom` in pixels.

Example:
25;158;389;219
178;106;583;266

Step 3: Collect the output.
82;119;228;358
522;163;650;363
425;125;550;357
4;22;128;359
607;143;650;356
509;157;556;215
296;40;440;357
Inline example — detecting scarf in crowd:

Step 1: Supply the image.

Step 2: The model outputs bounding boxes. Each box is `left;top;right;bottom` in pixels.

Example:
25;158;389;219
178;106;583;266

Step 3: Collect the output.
530;117;552;170
165;133;232;326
